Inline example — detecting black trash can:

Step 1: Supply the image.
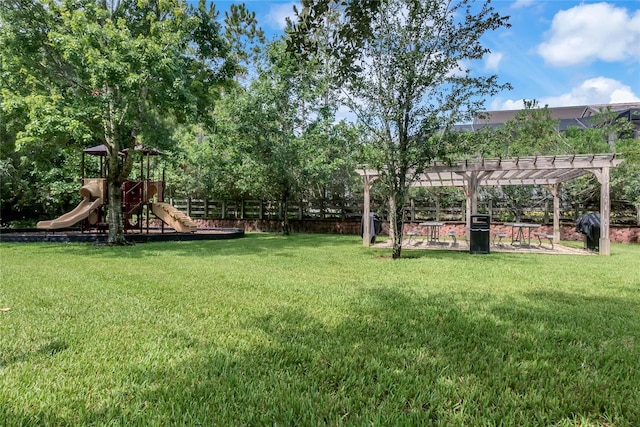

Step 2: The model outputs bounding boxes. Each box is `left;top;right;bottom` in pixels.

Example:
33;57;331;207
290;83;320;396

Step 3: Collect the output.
361;213;382;244
576;213;600;252
469;214;491;254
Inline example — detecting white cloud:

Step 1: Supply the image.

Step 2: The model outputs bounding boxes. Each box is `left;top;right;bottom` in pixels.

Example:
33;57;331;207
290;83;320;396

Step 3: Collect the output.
543;77;640;106
265;2;299;30
511;0;536;9
484;52;503;72
492;77;640;110
537;3;640;67
490;98;525;111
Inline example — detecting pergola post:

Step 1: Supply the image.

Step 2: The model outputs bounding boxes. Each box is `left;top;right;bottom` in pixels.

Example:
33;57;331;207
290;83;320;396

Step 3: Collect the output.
599;167;612;256
550;183;561;244
589;167;612;255
462;171;479;241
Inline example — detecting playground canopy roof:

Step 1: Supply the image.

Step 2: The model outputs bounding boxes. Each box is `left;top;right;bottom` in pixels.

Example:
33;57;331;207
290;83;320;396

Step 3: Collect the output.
83;144;163;156
83;144;111;156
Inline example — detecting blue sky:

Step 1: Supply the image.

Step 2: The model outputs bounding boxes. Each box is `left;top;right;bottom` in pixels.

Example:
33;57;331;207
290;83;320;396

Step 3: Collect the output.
214;0;640;112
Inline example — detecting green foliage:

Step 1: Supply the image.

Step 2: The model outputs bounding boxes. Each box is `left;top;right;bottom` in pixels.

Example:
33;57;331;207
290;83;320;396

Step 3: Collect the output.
1;235;639;425
180;39;361;232
613;138;640;208
564;127;610;154
223;3;265;82
0;0;240;241
473;100;568;157
0;144;82;224
287;0;383;84
164;120;249;200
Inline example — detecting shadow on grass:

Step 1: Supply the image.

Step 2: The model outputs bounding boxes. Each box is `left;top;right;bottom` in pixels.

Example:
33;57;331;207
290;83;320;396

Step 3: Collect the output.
10;286;639;425
0;339;69;368
381;249;561;267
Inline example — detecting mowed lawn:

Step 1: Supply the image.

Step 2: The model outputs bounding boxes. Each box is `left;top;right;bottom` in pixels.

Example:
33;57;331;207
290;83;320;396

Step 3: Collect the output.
1;234;639;426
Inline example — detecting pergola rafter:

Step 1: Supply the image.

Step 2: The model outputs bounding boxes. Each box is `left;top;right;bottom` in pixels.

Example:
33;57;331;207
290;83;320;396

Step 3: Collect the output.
358;153;623;255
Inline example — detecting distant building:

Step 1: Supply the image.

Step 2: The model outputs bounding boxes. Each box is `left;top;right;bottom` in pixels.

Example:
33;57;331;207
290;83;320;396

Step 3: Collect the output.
456;102;640;138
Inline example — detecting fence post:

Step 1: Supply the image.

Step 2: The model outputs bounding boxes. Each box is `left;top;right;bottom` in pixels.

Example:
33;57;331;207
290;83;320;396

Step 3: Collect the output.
187;198;192;217
410;198;415;221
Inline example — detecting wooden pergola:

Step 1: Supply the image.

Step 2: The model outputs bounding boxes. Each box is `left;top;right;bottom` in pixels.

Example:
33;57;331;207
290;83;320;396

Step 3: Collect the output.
358;153;623;255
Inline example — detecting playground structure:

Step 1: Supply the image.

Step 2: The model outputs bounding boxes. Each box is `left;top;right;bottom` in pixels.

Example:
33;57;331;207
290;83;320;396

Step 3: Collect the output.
37;144;197;234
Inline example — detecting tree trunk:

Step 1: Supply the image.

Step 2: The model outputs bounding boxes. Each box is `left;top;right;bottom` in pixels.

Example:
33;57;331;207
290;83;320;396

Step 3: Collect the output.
636;203;640;226
281;186;290;235
389;194;404;259
107;180;127;245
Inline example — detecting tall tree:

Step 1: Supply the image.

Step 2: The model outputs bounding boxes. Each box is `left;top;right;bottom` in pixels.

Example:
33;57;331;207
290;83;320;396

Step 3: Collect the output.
0;0;235;244
219;40;358;234
223;3;265;84
289;0;510;258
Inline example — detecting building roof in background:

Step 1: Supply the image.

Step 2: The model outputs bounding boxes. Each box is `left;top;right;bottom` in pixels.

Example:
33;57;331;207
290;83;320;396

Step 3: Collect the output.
458;102;640;133
475;102;640;123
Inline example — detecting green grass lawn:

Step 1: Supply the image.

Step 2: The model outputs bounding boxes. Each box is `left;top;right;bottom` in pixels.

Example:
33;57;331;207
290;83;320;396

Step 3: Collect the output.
1;234;639;426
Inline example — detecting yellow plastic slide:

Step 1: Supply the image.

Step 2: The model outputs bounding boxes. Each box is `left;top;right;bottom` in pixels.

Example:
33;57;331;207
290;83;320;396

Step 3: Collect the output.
36;199;103;230
37;181;103;230
151;202;197;233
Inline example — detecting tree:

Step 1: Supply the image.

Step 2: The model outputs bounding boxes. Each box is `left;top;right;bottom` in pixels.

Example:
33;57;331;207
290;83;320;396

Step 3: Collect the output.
289;0;510;258
612;138;640;225
487;100;571;157
215;40;359;234
223;3;265;84
0;0;235;244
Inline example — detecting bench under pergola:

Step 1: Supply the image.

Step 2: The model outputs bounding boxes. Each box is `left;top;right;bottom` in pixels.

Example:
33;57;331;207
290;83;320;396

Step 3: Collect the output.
358;153;623;255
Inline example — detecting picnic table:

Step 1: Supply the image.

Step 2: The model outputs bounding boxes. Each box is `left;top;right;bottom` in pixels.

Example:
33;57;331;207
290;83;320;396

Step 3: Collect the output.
504;222;540;247
419;221;445;244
